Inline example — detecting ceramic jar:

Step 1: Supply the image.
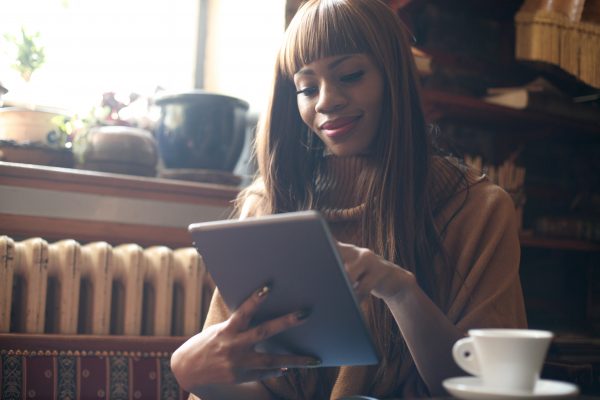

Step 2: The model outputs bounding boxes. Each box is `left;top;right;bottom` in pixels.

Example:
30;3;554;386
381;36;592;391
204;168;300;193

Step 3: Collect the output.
153;91;249;171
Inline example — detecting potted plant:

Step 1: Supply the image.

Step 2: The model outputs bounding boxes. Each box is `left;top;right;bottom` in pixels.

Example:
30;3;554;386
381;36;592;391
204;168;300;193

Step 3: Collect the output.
0;27;74;166
5;27;46;83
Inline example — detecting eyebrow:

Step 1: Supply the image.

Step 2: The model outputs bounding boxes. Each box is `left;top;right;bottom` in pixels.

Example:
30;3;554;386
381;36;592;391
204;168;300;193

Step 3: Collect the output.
295;55;355;76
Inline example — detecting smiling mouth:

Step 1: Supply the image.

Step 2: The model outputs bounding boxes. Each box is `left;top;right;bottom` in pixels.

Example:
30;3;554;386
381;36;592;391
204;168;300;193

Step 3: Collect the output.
320;116;361;138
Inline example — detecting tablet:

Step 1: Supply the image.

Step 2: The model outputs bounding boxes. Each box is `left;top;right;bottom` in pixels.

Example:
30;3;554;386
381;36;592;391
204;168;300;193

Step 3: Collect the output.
188;210;379;367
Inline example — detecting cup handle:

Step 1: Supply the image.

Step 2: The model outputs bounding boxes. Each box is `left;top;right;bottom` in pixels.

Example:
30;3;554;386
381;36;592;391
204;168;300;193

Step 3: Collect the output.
452;337;481;376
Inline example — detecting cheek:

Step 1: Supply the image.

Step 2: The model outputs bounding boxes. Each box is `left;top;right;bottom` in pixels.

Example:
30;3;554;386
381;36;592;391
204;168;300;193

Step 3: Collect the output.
371;96;384;122
370;79;385;106
365;83;384;121
297;100;315;128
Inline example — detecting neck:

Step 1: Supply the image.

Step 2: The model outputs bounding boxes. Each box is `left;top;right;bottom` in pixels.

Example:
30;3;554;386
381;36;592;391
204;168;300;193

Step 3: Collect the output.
315;154;377;221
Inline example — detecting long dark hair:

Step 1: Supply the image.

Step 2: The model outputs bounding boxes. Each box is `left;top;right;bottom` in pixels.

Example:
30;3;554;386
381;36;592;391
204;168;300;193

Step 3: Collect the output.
236;0;453;390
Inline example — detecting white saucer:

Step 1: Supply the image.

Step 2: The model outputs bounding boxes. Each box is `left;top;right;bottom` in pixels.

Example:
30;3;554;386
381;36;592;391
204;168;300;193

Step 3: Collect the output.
443;376;579;400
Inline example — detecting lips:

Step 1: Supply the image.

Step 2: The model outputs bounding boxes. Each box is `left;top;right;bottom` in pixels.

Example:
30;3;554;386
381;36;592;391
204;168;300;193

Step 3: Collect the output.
319;116;361;138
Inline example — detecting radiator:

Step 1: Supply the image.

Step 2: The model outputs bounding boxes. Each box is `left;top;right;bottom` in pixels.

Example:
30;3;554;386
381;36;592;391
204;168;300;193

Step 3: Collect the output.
0;235;214;337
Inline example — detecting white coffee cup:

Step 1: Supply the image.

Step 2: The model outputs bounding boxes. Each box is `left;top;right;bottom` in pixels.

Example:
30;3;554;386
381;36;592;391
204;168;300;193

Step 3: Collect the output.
452;329;554;393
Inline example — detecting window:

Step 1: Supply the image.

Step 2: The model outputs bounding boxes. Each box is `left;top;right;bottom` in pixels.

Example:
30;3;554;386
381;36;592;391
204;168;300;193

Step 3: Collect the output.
203;0;285;112
1;0;285;114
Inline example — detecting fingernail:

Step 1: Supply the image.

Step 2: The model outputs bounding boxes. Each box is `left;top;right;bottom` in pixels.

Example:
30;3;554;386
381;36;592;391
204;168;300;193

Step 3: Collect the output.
256;285;270;297
306;359;321;367
295;309;311;321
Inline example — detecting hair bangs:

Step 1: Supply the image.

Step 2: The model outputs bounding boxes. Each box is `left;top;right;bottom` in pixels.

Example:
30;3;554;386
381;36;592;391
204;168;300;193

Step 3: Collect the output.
280;0;373;78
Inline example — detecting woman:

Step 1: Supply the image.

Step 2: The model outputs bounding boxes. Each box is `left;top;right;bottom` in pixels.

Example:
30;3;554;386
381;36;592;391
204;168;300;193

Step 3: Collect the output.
171;0;527;398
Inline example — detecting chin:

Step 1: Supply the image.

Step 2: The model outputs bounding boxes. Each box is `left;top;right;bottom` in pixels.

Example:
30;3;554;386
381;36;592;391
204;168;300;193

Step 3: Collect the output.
326;142;373;157
327;147;358;157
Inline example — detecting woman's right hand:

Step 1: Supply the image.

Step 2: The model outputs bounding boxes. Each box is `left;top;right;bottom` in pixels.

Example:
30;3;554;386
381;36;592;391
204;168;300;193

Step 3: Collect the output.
170;284;319;393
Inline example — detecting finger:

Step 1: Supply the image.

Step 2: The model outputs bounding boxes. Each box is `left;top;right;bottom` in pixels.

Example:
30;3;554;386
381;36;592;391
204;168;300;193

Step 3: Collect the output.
229;284;271;331
336;241;355;259
350;266;366;287
352;275;373;302
237;309;310;344
343;258;365;286
336;242;366;283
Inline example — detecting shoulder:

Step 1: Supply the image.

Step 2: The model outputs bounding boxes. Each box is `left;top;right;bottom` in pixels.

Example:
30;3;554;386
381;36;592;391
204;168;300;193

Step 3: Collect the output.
463;178;516;230
429;156;484;206
430;156;516;233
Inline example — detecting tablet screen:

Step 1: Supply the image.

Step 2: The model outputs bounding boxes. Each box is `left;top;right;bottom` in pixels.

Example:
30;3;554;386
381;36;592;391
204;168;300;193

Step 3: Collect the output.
188;210;379;367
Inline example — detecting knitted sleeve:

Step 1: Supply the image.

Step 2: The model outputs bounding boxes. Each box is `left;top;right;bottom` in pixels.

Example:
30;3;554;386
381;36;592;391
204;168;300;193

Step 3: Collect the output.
440;178;527;330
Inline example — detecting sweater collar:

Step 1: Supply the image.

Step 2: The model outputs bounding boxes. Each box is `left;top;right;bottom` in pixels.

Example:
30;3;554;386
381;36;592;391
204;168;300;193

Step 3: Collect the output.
315;154;377;221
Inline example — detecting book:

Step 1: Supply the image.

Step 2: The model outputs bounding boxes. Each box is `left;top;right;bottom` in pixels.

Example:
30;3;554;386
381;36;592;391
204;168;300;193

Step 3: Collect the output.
411;46;432;76
484;77;563;109
484;77;600;123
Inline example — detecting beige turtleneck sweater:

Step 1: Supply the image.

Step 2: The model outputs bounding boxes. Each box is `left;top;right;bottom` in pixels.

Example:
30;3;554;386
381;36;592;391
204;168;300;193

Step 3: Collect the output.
196;155;527;399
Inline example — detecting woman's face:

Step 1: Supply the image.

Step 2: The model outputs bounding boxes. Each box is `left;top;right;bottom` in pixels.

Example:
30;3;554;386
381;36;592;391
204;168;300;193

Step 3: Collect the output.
293;53;384;156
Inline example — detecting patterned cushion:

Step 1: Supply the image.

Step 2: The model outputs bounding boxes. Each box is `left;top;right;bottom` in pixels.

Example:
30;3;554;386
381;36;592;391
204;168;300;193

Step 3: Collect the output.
0;334;189;400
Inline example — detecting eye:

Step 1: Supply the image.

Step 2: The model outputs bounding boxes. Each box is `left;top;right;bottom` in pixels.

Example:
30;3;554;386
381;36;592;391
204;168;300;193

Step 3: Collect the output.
340;70;365;83
296;86;318;97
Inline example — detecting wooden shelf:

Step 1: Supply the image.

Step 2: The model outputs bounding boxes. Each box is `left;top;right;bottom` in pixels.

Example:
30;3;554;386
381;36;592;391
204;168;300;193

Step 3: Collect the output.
422;90;600;137
3;162;600;252
0;162;240;247
520;234;600;252
0;161;239;206
419;90;600;253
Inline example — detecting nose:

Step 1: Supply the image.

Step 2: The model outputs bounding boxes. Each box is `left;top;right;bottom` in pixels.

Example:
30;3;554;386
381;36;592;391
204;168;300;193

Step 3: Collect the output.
315;82;347;113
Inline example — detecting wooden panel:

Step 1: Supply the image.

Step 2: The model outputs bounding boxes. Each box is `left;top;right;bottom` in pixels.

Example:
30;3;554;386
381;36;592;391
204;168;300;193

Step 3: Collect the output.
0;161;239;207
0;333;187;352
423;90;600;137
520;234;600;252
0;213;193;248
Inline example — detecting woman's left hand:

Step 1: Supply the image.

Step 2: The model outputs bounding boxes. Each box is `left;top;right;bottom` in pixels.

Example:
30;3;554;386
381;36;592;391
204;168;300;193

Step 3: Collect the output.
336;241;416;302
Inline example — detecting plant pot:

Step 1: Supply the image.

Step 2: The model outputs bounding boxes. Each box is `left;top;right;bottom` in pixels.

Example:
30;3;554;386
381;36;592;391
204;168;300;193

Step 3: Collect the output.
0;107;67;147
0;141;74;168
153;91;249;171
74;126;159;177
